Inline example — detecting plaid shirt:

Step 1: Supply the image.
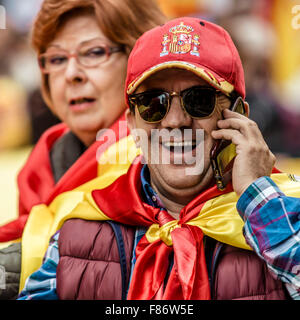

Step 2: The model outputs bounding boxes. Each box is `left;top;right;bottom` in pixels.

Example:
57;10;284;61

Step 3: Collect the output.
18;231;59;300
237;176;300;300
19;174;300;300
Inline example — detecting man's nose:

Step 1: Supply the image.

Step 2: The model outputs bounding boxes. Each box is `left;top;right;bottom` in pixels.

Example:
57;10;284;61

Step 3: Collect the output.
65;57;87;84
160;95;192;128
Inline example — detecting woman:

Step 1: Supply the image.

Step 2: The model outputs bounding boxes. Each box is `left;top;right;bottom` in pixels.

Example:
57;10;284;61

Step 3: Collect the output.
0;0;165;299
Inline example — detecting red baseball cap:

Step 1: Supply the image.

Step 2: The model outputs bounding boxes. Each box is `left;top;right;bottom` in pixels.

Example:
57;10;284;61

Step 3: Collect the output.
125;17;245;104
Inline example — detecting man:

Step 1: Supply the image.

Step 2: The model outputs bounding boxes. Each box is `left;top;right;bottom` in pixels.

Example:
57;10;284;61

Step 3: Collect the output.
19;17;300;300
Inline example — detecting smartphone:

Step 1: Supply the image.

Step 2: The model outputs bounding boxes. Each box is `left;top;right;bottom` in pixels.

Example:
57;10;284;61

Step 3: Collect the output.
210;96;246;190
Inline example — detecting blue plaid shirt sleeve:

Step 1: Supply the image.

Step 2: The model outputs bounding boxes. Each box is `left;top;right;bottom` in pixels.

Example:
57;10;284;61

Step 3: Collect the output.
17;232;60;300
237;176;300;300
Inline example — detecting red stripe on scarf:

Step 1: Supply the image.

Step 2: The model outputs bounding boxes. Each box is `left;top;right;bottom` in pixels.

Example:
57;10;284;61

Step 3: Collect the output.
0;114;129;242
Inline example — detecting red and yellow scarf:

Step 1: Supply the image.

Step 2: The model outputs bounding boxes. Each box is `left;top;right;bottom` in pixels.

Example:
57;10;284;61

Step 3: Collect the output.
91;159;251;299
19;135;300;297
0;114;129;243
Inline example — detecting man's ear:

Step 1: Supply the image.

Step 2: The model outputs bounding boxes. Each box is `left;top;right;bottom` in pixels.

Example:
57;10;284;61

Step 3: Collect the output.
125;109;140;147
125;108;136;131
244;101;250;117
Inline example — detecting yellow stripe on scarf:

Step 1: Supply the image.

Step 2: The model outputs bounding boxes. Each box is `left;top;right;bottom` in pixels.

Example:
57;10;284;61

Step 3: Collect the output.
146;190;250;250
20;135;140;291
146;173;300;251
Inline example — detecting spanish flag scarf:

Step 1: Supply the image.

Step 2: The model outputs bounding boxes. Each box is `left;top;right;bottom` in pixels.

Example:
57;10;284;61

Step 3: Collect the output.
0;114;128;243
19;136;300;297
91;158;251;300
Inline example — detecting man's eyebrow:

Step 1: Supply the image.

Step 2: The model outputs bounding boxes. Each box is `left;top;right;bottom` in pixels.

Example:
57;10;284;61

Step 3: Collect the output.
139;84;210;92
145;87;166;91
135;86;166;94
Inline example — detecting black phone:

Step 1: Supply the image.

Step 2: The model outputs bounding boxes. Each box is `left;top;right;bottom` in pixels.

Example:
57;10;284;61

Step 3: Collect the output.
210;96;246;190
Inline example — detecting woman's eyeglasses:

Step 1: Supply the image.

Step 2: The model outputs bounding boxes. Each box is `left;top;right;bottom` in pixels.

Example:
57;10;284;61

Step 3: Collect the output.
128;86;218;123
39;41;123;74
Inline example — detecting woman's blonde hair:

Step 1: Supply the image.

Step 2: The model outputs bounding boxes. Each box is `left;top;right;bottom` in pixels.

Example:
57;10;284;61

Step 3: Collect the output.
31;0;166;107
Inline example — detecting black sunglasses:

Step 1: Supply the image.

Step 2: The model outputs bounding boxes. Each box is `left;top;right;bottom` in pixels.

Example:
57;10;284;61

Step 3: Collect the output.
128;86;218;123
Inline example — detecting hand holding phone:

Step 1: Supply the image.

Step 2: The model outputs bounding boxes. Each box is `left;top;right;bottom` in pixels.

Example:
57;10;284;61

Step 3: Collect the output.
210;97;246;190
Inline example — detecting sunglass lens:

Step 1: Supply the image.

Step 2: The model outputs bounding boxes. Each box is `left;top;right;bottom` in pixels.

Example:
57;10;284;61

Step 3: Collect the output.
136;92;168;122
183;87;216;118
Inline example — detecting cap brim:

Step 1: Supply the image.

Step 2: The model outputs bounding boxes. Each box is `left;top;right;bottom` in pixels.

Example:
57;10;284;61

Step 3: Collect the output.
127;61;234;97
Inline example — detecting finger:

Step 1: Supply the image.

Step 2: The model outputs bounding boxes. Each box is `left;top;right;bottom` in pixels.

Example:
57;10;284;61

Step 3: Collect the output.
211;128;245;145
222;108;246;119
219;112;262;140
217;117;245;130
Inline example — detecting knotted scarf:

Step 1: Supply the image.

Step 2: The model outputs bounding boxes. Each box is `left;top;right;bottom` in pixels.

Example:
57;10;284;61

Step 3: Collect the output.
91;158;251;300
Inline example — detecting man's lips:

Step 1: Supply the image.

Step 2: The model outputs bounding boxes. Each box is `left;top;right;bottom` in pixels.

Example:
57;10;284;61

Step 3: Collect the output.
161;140;198;153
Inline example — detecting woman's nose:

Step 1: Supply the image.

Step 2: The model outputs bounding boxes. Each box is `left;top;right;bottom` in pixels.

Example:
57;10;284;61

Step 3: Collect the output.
65;57;87;84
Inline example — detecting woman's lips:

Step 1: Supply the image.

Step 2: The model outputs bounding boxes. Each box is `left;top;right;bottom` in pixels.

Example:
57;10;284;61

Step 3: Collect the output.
69;97;96;112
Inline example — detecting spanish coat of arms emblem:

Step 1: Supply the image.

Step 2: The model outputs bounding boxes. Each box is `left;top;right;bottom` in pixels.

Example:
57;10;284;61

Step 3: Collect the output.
160;22;200;57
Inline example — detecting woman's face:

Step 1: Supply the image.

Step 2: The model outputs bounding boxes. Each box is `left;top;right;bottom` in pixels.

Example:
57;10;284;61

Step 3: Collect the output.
47;13;128;146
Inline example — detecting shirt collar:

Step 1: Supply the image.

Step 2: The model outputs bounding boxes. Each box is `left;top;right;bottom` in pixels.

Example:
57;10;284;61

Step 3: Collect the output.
140;165;165;209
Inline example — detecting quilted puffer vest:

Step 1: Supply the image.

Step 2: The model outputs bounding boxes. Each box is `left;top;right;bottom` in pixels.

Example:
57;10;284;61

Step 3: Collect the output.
57;219;135;300
57;219;289;300
212;245;289;299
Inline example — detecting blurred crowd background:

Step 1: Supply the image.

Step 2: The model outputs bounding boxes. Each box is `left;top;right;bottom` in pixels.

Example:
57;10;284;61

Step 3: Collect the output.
0;0;300;224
